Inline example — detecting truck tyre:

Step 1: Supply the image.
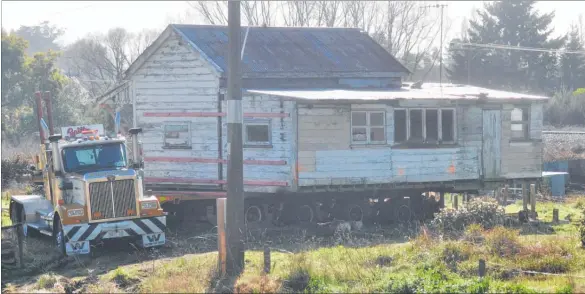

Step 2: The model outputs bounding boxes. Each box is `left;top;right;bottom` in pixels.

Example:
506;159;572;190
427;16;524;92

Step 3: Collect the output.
54;218;67;257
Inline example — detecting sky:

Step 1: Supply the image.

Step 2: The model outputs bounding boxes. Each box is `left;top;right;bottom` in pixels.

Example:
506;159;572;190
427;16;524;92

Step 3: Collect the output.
1;1;583;46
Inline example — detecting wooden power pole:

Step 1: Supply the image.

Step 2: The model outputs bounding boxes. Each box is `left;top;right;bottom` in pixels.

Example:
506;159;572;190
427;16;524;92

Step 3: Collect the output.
225;0;245;276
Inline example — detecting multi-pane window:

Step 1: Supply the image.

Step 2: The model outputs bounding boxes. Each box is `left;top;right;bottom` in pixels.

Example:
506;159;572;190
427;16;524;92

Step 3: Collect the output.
164;123;191;149
244;119;271;147
511;106;530;139
351;111;386;144
394;108;456;143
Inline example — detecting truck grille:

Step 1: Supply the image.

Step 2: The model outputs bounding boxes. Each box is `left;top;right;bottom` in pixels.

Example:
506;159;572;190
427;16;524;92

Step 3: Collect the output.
89;180;137;220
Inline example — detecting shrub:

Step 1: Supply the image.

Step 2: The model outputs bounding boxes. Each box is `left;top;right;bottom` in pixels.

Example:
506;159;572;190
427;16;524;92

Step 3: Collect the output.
1;156;31;188
485;227;521;257
430;199;505;237
464;223;485;244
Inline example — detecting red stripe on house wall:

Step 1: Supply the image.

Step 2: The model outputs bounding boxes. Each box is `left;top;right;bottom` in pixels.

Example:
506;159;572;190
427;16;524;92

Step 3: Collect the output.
145;177;289;187
144;156;287;166
143;112;289;118
156;191;228;198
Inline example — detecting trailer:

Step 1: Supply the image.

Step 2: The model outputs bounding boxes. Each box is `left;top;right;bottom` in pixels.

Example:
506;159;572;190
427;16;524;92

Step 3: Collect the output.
97;24;548;227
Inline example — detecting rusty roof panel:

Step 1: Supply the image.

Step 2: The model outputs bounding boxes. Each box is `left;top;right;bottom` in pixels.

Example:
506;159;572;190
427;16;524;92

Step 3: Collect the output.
171;24;410;77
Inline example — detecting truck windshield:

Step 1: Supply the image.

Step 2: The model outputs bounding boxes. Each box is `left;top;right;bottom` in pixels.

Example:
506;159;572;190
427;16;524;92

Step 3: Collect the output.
62;143;127;173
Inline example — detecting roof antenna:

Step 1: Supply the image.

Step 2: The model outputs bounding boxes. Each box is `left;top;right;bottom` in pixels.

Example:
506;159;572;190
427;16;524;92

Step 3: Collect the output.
241;26;250;61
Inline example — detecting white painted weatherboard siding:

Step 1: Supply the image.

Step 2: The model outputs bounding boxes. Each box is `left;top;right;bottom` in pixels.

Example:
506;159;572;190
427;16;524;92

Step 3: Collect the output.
131;32;221;186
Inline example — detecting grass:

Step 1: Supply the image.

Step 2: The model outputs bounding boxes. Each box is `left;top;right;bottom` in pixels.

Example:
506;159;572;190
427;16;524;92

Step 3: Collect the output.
4;195;585;293
2;191;12;226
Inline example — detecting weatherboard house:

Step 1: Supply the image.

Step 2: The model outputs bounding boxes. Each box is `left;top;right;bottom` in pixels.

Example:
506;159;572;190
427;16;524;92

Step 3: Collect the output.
97;24;547;221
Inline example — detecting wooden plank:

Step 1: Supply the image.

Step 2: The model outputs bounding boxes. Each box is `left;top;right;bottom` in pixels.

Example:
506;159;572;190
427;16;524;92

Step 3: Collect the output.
482;110;502;178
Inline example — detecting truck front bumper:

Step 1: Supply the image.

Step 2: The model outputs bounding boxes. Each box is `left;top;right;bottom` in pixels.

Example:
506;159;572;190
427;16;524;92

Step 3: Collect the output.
63;216;166;255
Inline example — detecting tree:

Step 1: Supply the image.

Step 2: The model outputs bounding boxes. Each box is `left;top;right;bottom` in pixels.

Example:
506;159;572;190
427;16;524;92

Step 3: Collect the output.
1;31;91;146
559;25;585;91
62;27;159;98
447;1;565;93
14;21;64;55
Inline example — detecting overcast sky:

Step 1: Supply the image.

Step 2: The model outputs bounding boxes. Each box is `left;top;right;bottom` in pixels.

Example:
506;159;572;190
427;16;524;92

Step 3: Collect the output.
1;1;583;46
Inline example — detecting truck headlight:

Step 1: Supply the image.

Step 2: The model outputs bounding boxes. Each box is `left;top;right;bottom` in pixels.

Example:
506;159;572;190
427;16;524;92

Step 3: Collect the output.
141;201;158;210
67;208;84;217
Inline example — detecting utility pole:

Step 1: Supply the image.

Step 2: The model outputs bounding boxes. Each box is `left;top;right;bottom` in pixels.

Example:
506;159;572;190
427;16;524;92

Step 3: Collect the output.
225;0;245;276
421;3;448;86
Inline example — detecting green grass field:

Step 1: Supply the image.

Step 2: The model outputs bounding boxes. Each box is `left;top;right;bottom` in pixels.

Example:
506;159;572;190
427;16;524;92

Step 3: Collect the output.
4;194;585;293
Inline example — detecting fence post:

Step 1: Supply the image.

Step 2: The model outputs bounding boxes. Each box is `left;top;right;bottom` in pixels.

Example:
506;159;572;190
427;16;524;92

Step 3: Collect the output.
503;185;509;206
17;224;24;269
530;183;536;217
217;198;227;276
552;208;559;223
478;259;486;278
264;246;271;274
522;182;528;212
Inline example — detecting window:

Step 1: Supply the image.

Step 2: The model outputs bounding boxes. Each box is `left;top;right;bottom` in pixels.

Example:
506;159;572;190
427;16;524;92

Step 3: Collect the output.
441;109;455;142
62;143;127;173
425;109;439;141
351;111;386;144
511;106;529;140
164;123;191;149
393;108;456;144
244;119;271;147
394;110;407;143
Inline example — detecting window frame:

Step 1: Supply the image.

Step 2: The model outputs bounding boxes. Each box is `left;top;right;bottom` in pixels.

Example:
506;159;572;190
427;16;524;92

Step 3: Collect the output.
350;110;387;145
393;107;457;144
243;118;272;148
510;106;530;140
163;122;192;149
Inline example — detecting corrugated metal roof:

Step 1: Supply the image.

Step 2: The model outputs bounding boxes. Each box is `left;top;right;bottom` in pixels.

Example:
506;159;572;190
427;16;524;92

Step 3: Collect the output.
246;83;549;101
171;24;410;77
542;131;585;162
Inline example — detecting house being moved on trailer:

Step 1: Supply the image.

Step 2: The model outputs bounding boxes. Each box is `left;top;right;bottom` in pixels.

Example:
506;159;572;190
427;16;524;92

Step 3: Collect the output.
97;24;548;225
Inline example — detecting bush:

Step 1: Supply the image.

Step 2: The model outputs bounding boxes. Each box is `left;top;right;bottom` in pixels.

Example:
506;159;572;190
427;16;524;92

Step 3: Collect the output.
1;155;31;188
430;199;505;237
485;227;521;257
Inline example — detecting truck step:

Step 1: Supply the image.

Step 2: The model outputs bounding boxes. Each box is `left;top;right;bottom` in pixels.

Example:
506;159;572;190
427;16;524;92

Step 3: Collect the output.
28;221;51;233
39;229;53;237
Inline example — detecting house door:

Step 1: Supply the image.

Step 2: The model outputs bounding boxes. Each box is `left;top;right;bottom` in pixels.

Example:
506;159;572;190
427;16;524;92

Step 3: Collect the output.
482;110;501;179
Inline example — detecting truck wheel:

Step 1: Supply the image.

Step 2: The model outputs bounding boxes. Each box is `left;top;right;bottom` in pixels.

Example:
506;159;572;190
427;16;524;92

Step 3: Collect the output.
54;219;67;257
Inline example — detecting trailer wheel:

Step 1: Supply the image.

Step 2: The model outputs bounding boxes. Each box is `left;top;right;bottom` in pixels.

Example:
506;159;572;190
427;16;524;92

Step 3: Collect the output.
296;204;315;224
347;204;364;222
245;204;263;225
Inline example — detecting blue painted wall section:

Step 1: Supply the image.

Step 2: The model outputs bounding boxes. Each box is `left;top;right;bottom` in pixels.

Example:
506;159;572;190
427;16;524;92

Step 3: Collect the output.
544;160;569;197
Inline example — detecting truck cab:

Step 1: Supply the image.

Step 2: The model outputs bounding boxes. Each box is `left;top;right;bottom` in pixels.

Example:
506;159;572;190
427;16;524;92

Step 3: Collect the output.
10;124;166;256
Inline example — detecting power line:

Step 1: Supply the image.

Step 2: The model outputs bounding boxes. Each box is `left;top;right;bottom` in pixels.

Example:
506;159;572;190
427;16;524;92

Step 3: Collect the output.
451;42;585;54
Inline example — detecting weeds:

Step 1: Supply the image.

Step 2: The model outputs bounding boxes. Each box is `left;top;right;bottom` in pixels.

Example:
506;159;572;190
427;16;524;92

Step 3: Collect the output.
36;273;57;289
485;227;521;257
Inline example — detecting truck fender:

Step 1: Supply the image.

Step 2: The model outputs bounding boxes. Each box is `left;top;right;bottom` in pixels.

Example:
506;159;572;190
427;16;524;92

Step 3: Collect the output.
9;195;52;225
